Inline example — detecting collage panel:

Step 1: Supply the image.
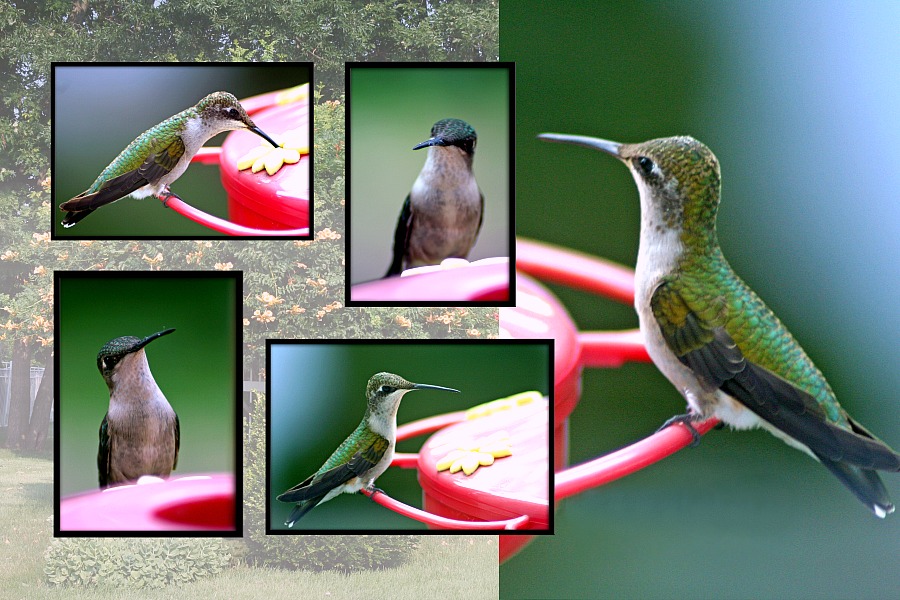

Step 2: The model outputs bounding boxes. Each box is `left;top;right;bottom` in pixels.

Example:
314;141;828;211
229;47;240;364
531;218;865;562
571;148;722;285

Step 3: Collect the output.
54;271;242;536
345;62;515;306
266;339;552;534
51;62;312;240
500;3;900;599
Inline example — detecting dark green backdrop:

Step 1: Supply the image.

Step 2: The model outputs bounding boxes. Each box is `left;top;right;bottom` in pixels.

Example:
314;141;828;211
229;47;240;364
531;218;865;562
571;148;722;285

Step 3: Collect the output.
268;341;550;530
53;63;309;238
56;272;239;497
502;2;900;599
348;64;512;283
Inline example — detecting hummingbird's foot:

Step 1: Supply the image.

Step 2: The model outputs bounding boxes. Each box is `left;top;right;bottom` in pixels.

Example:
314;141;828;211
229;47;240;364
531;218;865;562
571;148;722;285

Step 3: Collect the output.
156;188;180;208
657;413;703;447
365;486;386;500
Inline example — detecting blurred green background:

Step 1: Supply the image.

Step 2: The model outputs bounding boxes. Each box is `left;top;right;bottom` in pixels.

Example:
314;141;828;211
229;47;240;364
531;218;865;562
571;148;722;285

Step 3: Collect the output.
53;64;309;238
348;65;512;283
57;273;239;497
502;1;900;598
269;341;550;530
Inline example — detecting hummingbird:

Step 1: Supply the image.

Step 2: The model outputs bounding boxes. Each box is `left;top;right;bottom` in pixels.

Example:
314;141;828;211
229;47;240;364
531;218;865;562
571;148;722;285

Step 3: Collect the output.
59;91;279;228
96;328;179;489
277;372;459;527
385;118;484;277
539;132;900;517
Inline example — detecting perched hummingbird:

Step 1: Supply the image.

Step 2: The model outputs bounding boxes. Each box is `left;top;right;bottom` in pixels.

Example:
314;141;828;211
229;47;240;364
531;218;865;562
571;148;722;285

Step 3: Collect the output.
59;91;279;228
540;133;900;517
277;372;459;527
96;328;179;489
385;118;484;277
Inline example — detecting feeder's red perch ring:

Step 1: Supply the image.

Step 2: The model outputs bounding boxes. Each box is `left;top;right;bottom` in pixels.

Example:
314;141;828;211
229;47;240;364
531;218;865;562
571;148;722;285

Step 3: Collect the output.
554;418;719;501
392;383;717;508
360;488;530;530
163;147;309;237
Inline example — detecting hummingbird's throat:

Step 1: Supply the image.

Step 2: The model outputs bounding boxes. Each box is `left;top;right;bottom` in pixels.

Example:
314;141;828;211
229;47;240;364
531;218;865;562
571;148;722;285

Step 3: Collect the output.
634;174;683;231
365;392;410;438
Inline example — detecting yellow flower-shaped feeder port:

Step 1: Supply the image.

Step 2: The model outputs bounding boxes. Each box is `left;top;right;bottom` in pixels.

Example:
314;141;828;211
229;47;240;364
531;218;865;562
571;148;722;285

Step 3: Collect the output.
435;431;513;476
237;128;309;176
465;391;541;420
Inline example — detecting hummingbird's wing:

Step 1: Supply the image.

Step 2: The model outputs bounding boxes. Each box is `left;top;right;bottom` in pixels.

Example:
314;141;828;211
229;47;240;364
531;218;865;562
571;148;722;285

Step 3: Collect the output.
59;136;186;226
277;435;390;527
385;194;413;277
98;413;110;488
277;435;390;504
476;190;484;237
172;413;180;471
651;281;899;515
651;281;900;470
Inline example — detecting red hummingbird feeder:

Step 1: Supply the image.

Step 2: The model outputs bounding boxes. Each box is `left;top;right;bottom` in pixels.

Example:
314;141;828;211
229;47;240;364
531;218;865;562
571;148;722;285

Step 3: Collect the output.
349;257;511;303
363;239;716;562
58;473;236;532
166;86;311;237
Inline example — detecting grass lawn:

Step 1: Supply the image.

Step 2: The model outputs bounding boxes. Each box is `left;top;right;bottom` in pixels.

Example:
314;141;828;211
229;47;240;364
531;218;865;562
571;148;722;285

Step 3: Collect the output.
0;449;498;600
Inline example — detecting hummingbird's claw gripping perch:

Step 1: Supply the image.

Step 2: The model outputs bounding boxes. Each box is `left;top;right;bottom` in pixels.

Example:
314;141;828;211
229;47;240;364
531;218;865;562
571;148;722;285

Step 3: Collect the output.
657;413;703;448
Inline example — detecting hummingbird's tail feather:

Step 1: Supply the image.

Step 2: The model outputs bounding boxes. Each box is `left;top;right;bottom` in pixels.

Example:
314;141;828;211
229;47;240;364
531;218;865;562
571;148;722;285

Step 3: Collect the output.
278;480;329;527
59;159;164;226
284;500;320;528
721;361;900;471
818;457;895;518
60;167;152;212
62;207;96;228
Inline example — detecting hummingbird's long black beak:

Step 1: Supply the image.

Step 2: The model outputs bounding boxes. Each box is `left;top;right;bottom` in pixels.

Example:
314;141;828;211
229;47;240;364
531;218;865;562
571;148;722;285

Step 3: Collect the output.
132;328;176;352
411;382;460;394
538;133;622;158
248;124;280;148
413;136;443;151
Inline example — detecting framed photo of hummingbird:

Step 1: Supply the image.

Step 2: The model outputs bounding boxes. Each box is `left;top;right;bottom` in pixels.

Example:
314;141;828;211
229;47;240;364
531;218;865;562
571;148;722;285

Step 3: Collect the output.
344;62;516;307
51;62;313;240
266;339;553;534
53;270;243;536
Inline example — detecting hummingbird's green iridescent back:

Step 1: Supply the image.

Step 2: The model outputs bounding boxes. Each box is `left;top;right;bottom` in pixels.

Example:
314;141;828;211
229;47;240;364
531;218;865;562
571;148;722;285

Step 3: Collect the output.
86;105;195;193
314;419;388;479
674;251;842;424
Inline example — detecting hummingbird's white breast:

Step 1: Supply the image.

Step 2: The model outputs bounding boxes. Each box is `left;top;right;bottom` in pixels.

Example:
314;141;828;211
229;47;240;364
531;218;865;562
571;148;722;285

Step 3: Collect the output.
631;173;764;430
106;350;177;481
161;116;221;189
361;394;407;485
131;114;232;198
407;145;482;265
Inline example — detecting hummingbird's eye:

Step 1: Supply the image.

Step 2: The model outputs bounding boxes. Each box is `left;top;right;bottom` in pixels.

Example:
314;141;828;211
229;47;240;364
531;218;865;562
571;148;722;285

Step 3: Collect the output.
379;385;396;394
636;156;657;177
226;107;240;120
